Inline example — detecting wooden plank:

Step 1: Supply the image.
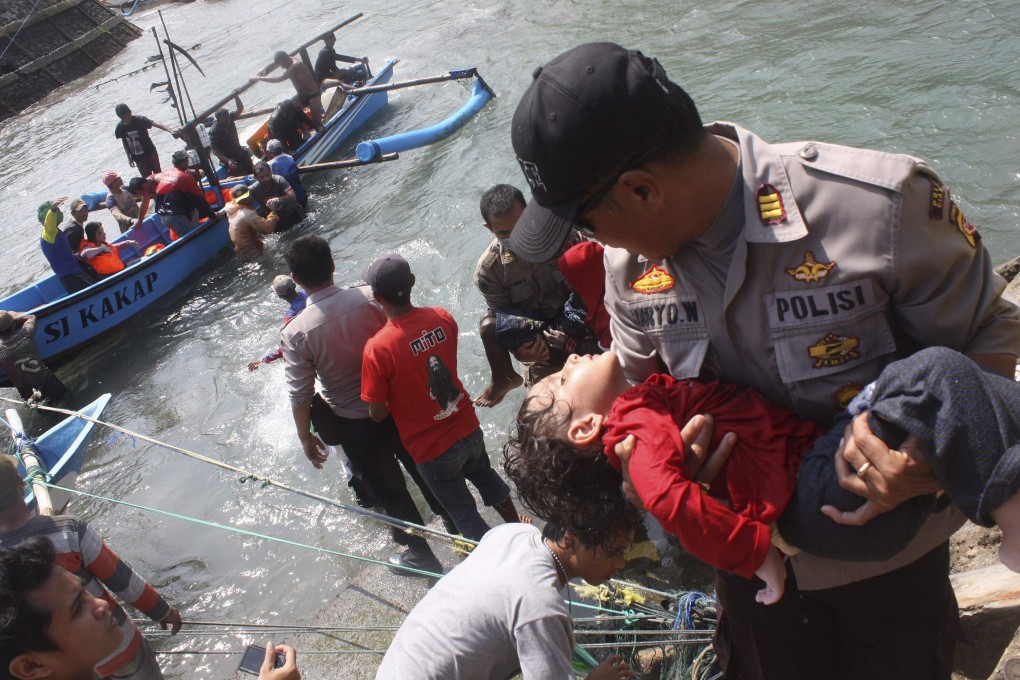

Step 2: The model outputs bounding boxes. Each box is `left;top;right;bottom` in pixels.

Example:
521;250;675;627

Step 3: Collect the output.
952;563;1020;616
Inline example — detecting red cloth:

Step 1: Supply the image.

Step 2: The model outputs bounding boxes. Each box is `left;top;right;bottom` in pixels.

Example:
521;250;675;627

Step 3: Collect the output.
602;374;822;579
362;307;479;464
557;241;612;348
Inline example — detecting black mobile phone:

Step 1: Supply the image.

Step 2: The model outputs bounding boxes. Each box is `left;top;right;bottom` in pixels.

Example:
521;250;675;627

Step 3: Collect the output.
237;645;286;675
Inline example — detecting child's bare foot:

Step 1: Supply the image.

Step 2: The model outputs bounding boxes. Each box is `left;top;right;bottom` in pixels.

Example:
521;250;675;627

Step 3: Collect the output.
518;514;533;524
475;373;524;407
754;546;787;605
991;489;1020;572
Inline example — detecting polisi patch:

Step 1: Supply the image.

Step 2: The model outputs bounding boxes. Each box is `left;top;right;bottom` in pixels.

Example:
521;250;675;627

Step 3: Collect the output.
949;201;977;248
808;332;860;368
630;265;676;294
785;252;836;284
833;383;863;411
757;184;786;226
766;280;876;328
929;182;946;220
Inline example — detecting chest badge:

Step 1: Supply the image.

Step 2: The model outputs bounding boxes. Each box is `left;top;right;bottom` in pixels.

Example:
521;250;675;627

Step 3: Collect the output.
630;265;675;294
500;249;515;265
949;201;977;248
833;383;863;411
808;332;860;368
785;251;836;283
757;184;786;226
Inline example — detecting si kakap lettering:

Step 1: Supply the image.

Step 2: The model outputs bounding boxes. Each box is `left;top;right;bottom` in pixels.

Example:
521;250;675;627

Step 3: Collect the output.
43;272;158;343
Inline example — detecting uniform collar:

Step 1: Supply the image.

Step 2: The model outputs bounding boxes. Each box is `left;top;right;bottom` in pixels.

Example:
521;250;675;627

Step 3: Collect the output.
705;122;808;244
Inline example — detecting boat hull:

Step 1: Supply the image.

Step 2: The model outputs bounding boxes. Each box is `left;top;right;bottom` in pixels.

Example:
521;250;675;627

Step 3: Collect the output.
12;393;112;512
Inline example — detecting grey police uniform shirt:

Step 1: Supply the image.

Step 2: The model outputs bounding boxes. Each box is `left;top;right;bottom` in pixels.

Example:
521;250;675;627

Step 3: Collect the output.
604;122;1020;589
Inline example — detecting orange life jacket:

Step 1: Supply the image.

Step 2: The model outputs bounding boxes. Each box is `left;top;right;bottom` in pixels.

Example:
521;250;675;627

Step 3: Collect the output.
80;240;124;275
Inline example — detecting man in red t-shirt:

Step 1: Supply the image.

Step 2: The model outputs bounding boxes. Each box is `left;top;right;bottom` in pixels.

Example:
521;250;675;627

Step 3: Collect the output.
361;253;521;541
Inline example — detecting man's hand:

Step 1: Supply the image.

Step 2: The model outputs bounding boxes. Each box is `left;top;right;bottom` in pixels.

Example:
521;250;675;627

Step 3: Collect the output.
300;434;328;469
614;413;736;510
259;642;300;680
586;654;636;679
159;607;183;635
247;360;262;371
514;336;549;363
266;197;281;210
822;414;940;526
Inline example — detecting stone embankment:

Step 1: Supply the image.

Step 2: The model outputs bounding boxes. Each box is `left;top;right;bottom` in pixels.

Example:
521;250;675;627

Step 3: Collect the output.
0;0;141;121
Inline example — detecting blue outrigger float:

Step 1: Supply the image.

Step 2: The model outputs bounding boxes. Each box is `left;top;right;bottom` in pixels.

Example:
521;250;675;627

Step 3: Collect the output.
0;14;494;386
4;393;111;513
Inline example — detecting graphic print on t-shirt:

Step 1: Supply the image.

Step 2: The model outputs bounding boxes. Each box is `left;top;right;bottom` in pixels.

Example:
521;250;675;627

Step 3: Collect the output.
427;354;463;420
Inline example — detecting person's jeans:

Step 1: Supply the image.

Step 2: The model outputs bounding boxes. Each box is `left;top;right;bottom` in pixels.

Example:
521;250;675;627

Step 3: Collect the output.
417;428;510;541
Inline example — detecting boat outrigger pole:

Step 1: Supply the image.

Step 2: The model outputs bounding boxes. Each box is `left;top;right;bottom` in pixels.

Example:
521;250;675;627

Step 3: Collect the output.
187;13;363;126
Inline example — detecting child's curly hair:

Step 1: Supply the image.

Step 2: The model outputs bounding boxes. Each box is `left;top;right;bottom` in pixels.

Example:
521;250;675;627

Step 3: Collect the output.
504;393;641;551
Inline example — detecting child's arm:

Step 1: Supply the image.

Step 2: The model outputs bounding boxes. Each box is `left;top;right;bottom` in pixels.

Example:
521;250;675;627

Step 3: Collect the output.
611;406;773;581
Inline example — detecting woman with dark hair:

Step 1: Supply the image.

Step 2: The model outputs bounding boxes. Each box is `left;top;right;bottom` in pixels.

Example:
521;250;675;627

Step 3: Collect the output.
79;222;137;277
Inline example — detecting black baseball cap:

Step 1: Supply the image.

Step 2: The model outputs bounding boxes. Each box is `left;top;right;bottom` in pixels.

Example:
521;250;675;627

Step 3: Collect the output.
363;253;414;299
509;42;695;262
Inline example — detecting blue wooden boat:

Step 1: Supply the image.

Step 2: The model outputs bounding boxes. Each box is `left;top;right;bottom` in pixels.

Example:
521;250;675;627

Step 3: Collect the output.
0;54;493;386
0;61;397;386
5;393;111;512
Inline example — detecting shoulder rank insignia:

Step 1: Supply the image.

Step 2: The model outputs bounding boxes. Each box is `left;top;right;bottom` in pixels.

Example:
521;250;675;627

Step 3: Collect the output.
630;265;675;294
807;332;860;368
833;383;863;411
929;182;946;220
785;251;835;283
757;184;786;226
948;201;977;248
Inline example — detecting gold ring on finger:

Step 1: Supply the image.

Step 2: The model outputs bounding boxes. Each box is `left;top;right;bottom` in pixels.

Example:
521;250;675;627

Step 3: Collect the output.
856;461;872;478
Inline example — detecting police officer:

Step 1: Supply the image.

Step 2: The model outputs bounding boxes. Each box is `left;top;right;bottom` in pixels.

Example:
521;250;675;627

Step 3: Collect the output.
507;42;1020;680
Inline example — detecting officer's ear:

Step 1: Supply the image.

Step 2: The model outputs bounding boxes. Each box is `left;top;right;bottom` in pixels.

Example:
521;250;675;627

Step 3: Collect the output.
617;170;662;210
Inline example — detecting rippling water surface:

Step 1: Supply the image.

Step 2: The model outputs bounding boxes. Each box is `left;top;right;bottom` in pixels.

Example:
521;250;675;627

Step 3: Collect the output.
0;0;1018;676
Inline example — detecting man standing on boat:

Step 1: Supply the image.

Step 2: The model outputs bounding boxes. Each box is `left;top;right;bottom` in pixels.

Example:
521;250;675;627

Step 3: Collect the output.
507;42;1020;680
265;139;308;211
113;104;178;179
251;52;326;128
0;456;183;679
280;236;447;575
313;32;368;91
37;197;98;293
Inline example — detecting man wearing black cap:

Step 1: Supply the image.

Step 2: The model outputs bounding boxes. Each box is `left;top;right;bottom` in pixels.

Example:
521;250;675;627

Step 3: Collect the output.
509;42;1020;680
361;253;523;542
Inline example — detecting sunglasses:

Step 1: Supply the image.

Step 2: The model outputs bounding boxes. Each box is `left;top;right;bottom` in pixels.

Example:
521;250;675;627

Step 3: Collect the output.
572;147;658;236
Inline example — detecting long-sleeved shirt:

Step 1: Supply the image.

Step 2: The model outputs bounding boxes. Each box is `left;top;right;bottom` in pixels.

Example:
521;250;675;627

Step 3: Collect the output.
39;208;86;277
602;374;821;579
281;285;386;418
0;514;171;677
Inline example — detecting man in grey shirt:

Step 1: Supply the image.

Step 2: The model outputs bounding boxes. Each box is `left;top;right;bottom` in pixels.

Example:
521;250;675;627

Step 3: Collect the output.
377;515;640;679
280;235;447;574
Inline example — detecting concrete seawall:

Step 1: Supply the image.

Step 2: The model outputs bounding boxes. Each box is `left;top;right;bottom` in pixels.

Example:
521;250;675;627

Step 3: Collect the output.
0;0;142;121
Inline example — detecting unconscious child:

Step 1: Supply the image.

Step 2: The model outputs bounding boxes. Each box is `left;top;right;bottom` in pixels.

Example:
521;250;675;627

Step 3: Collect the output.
505;346;1020;605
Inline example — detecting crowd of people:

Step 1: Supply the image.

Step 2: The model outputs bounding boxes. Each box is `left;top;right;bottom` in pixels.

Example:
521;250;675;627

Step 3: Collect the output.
5;39;1020;680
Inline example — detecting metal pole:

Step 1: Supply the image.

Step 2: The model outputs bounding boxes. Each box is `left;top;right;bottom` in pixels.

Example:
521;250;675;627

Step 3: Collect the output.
151;27;184;127
187;13;363;126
